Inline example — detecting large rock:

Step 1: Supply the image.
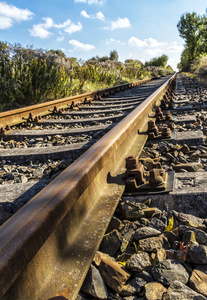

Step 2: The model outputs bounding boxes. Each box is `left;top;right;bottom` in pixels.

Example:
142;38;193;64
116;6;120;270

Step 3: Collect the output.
179;225;207;245
122;296;140;300
145;282;167;300
119;200;147;220
189;265;207;297
151;259;189;286
48;297;68;300
138;235;170;252
75;292;88;300
162;280;206;300
121;224;136;253
150;248;166;267
99;258;130;293
149;218;166;232
133;227;161;242
142;207;161;218
173;211;206;230
106;216;122;233
187;244;207;264
182;230;196;244
81;265;108;299
100;229;122;256
121;277;147;296
126;252;151;272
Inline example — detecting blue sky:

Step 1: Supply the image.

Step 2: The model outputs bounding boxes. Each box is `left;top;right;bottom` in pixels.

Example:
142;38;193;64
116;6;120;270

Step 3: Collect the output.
0;0;206;70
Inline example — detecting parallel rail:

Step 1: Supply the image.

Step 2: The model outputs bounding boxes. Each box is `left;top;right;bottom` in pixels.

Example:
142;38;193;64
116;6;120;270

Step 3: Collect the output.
0;78;151;129
0;74;176;300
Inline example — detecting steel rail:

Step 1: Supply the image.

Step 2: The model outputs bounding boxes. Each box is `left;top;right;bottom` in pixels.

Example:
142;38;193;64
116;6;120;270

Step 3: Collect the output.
0;78;151;129
0;73;176;300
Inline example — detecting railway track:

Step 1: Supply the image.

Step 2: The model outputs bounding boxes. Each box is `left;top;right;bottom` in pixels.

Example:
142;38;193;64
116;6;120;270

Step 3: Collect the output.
1;72;207;299
0;76;171;218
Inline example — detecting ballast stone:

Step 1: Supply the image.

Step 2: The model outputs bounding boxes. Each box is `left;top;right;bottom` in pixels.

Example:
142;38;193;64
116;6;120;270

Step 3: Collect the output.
81;265;108;299
162;280;206;300
151;259;189;286
189;265;207;297
144;282;167;300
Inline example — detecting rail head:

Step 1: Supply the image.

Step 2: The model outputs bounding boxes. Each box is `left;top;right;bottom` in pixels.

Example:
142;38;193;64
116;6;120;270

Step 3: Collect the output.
0;73;176;299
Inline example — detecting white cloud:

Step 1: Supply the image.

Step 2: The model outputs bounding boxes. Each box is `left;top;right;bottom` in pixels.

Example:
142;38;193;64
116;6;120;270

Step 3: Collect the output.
64;22;82;34
128;37;166;48
54;19;72;28
145;48;163;56
128;37;145;47
81;10;91;18
105;17;130;30
167;44;184;53
57;36;65;42
30;24;52;38
106;38;115;44
81;10;105;20
29;17;53;38
75;0;106;4
29;17;82;38
145;38;166;47
0;2;33;29
96;11;105;20
106;38;125;45
69;39;95;51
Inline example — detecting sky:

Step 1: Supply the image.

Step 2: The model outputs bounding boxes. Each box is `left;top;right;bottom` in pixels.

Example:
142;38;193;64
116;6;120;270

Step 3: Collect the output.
0;0;207;70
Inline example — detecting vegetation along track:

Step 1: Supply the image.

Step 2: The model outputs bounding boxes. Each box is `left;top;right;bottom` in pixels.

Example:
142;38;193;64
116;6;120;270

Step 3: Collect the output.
0;72;188;300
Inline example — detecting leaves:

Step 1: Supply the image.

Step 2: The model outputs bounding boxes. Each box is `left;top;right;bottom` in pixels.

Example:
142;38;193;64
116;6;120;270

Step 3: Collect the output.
165;216;174;232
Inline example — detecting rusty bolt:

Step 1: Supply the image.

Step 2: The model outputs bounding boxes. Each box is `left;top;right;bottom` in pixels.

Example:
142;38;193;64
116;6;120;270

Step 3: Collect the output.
28;113;34;122
152;162;162;169
160;99;167;109
148;120;159;136
163;94;169;103
5;125;11;130
70;101;75;108
155;107;164;121
149;168;165;186
125;156;139;170
162;126;171;139
0;127;5;134
124;156;145;187
166;111;173;121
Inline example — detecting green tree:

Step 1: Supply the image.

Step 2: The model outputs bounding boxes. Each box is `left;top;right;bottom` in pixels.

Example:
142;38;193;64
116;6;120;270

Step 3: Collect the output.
145;54;168;68
177;12;202;70
109;50;119;61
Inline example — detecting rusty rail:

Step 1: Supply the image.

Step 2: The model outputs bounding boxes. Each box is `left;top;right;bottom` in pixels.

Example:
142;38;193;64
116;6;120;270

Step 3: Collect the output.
0;74;176;300
0;78;151;129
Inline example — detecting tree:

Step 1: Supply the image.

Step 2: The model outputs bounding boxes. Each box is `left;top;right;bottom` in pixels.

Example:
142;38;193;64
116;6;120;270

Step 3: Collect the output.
109;50;119;61
145;54;168;68
177;12;202;70
49;49;66;58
